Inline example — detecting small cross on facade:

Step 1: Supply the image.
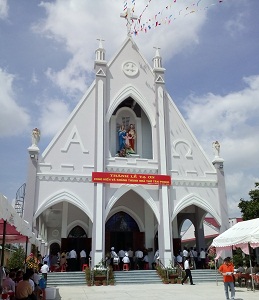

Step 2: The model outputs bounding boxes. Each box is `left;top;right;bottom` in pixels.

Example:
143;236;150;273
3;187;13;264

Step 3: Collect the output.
120;7;138;36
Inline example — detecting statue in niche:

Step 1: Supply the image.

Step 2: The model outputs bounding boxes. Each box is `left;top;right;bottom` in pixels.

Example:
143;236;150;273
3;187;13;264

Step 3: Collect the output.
118;125;126;151
212;141;220;157
31;128;41;146
127;124;136;152
117;124;135;156
124;132;135;154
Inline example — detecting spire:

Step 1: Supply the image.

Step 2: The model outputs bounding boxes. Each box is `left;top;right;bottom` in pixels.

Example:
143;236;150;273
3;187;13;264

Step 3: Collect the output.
120;7;138;36
153;47;162;69
95;38;105;62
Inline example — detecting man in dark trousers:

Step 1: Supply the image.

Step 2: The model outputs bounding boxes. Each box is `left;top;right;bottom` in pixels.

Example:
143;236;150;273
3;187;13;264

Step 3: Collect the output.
181;257;195;285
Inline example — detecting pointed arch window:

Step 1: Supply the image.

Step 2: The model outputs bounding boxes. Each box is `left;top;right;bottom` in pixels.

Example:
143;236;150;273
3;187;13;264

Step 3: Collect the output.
106;212;139;232
68;226;87;238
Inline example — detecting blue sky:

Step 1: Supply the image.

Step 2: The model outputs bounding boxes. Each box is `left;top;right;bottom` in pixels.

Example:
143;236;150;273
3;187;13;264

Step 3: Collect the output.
0;0;259;217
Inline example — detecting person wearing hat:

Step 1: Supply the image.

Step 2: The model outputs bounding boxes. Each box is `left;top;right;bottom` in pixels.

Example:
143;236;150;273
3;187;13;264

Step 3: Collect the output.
110;247;117;267
122;253;130;271
218;257;235;300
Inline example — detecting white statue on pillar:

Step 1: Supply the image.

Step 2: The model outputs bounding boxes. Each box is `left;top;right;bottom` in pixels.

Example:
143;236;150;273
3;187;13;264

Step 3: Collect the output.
31;128;41;147
212;141;220;157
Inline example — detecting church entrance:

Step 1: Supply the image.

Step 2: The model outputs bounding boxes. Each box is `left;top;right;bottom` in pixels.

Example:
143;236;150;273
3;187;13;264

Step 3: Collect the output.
61;225;91;271
105;211;145;254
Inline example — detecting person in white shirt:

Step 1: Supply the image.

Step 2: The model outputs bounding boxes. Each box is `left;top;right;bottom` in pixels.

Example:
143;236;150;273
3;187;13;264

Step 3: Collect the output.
189;247;196;269
2;271;16;293
122;253;130;270
200;248;206;269
152;250;159;269
181;258;195;285
135;249;144;269
40;261;49;282
182;247;189;262
127;248;134;270
110;247;118;268
118;249;125;270
80;249;87;270
176;251;183;268
69;249;77;271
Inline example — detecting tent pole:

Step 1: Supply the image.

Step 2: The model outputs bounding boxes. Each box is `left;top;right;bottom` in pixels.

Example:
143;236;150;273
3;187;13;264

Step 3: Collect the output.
1;220;7;266
248;244;255;292
24;236;28;271
215;258;218;286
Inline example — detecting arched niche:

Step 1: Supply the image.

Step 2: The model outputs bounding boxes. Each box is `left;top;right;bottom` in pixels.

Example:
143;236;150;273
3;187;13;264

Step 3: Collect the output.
110;97;153;159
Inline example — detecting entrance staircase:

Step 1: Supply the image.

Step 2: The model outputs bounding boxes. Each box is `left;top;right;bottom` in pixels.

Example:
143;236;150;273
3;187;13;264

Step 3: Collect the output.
191;269;219;283
47;272;86;286
46;269;218;286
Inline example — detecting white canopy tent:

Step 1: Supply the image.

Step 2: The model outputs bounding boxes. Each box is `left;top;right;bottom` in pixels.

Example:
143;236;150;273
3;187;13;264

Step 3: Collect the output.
211;218;259;291
212;218;259;257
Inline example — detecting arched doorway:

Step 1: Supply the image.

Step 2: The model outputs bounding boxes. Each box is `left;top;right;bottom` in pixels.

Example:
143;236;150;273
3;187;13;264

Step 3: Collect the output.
61;225;91;271
49;242;60;255
105;211;144;253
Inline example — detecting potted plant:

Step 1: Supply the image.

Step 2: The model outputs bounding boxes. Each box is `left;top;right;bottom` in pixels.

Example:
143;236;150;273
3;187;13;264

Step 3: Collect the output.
94;280;102;286
93;260;108;282
177;278;182;284
109;279;115;285
87;280;92;287
102;279;108;286
85;267;91;282
163;278;170;284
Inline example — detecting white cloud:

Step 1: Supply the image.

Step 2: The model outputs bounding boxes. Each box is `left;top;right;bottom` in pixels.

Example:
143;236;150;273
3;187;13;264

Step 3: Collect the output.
225;12;246;38
38;99;70;136
182;75;259;216
225;172;259;217
32;0;209;96
0;0;8;20
0;68;30;137
183;74;259;144
31;70;39;84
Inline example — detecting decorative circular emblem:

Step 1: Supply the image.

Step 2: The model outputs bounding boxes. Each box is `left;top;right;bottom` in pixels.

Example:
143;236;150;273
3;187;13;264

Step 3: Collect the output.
122;61;139;77
52;229;59;237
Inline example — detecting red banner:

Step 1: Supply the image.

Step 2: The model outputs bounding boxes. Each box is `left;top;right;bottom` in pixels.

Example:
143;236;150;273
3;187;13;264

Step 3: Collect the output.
92;172;171;186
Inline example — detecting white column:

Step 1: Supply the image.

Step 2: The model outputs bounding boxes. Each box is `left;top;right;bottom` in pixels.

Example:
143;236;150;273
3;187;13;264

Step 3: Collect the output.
92;80;105;266
156;85;173;267
144;202;154;268
61;202;68;238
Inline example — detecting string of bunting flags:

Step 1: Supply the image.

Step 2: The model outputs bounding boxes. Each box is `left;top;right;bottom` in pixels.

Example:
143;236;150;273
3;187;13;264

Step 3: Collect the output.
121;0;225;35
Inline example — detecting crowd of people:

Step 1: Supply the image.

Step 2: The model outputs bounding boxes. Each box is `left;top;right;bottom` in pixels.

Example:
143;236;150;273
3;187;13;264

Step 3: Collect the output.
175;247;210;270
0;266;47;300
108;247;152;271
39;248;91;273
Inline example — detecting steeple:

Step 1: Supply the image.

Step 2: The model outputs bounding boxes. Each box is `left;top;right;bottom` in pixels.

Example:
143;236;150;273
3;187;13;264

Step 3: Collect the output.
95;38;106;62
152;47;163;69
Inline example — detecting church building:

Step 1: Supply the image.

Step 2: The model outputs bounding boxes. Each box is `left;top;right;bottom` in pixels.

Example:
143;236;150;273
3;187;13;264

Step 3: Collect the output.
23;28;229;268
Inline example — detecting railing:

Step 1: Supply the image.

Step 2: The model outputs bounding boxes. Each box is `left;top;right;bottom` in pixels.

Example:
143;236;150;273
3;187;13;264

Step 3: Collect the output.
175;261;185;278
157;260;169;280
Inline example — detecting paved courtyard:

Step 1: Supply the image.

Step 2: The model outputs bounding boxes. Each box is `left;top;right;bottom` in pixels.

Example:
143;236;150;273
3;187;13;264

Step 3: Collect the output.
51;282;259;300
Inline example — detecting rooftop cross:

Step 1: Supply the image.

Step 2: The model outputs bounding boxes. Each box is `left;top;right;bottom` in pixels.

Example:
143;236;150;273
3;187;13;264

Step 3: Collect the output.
120;7;138;36
97;38;105;48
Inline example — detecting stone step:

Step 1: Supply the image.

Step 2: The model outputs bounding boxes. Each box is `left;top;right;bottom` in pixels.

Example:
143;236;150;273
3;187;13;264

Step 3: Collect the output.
190;269;218;282
114;270;162;285
46;269;218;286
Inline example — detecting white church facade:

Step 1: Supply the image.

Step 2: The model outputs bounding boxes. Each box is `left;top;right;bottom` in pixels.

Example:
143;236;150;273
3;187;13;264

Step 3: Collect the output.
23;35;229;268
